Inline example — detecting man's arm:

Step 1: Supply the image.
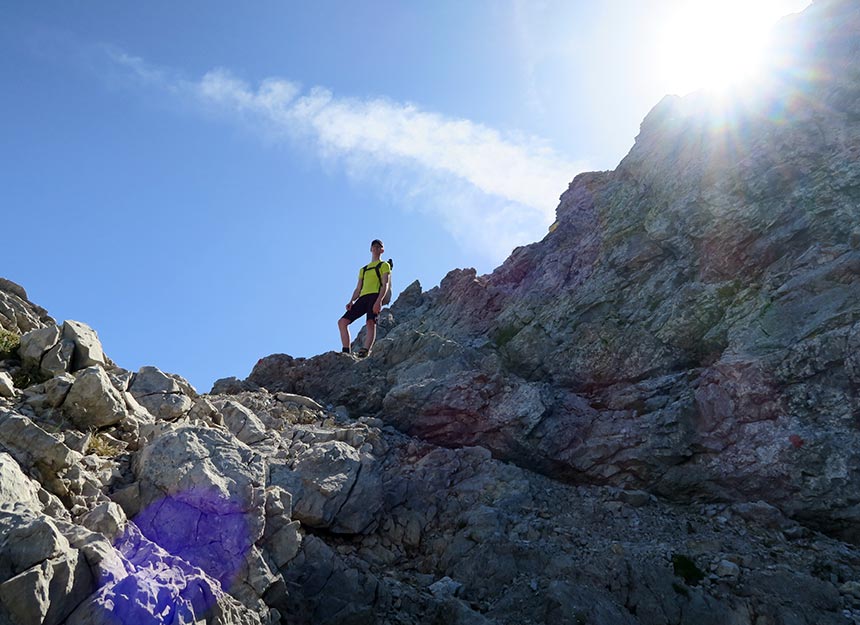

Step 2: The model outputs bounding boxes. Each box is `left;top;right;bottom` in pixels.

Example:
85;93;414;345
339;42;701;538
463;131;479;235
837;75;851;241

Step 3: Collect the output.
347;278;362;310
373;273;390;314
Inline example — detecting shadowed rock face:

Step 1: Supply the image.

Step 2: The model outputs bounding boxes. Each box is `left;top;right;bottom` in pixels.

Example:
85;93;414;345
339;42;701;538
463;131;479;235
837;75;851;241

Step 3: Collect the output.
246;0;860;543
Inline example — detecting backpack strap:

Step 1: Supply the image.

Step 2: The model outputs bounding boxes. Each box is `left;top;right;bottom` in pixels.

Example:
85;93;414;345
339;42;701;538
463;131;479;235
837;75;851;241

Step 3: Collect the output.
361;263;383;290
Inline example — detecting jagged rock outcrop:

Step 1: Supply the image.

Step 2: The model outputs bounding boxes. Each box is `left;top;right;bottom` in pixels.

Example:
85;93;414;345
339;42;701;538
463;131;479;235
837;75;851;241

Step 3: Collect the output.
3;295;860;624
0;279;52;336
246;0;860;545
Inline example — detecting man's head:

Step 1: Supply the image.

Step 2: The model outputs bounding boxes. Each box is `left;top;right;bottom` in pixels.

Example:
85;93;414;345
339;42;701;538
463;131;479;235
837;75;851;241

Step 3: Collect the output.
371;239;384;252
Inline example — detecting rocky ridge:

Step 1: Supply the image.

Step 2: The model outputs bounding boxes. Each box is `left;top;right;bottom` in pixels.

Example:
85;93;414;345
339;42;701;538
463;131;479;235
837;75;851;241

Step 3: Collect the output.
3;1;860;624
246;0;860;543
2;283;860;625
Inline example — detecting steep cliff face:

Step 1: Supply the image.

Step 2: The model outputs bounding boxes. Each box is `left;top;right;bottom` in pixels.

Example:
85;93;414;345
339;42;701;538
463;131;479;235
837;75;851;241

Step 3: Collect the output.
247;0;860;543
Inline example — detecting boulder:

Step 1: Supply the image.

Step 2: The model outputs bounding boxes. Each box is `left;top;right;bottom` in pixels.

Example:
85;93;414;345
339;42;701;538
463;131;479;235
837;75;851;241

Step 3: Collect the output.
279;535;381;624
0;510;93;625
39;340;74;377
133;426;268;601
0;552;93;625
44;374;75;408
211;376;260;395
187;396;224;427
129;366;193;420
0;413;82;474
18;326;60;371
271;440;382;534
64;523;264;625
15;321;106;378
214;399;269;445
79;502;126;541
265;520;302;569
62;366;128;429
0;372;15;398
275;393;324;412
61;320;105;371
0;452;43;510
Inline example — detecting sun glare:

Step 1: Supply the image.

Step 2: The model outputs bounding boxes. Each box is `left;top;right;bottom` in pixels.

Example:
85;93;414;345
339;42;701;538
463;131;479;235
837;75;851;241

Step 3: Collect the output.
657;0;811;95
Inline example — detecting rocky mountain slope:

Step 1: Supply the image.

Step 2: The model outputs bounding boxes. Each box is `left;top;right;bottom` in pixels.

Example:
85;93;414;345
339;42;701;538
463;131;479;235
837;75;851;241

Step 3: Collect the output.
3;284;860;625
3;1;860;624
247;0;860;543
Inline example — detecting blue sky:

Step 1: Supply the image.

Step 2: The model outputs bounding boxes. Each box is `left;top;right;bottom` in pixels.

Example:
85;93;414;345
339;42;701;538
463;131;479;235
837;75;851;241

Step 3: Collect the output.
1;1;809;392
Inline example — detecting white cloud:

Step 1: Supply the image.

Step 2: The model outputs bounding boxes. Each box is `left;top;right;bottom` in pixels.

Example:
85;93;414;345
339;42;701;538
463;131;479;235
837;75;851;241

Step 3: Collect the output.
107;49;169;85
112;54;584;261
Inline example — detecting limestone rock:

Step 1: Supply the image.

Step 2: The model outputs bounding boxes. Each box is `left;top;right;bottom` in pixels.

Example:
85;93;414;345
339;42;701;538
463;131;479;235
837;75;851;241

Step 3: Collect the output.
18;326;60;372
271;440;382;534
79;502;126;541
0;278;53;335
841;581;860;602
14;320;106;378
62;366;128;429
129;366;193;420
715;560;741;579
279;535;382;624
0;372;14;398
59;524;129;592
429;576;462;599
133;425;268;602
108;482;140;518
0;510;92;625
61;320;105;371
0;412;82;474
44;374;75;408
64;523;264;625
211;376;261;395
265;520;302;569
275;393;324;412
0;452;43;511
214;399;269;445
39;340;74;377
187;396;224;427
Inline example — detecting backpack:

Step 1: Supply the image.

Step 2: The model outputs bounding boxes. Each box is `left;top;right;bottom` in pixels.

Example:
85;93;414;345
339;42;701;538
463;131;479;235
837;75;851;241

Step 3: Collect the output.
362;258;393;306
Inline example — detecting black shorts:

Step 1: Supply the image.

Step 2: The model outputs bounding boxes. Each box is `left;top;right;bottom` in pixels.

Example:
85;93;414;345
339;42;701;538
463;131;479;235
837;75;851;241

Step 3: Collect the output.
342;293;379;323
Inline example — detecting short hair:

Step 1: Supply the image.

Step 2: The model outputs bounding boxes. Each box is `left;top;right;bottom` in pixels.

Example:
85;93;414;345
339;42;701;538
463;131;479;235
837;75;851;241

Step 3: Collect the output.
371;239;384;248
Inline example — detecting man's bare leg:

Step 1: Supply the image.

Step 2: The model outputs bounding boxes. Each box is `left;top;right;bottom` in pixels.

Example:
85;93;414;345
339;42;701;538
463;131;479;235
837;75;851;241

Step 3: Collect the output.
338;317;352;351
364;319;377;352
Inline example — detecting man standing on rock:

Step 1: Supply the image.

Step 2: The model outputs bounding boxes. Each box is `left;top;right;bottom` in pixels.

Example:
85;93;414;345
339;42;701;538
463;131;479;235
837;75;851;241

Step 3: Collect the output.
338;239;391;358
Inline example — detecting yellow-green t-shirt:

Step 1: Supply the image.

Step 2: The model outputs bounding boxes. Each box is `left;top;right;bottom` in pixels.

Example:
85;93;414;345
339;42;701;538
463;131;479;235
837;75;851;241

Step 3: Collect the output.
359;261;391;297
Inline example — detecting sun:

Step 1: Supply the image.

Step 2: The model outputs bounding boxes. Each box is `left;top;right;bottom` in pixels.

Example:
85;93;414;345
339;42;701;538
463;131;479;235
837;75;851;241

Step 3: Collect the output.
656;0;811;95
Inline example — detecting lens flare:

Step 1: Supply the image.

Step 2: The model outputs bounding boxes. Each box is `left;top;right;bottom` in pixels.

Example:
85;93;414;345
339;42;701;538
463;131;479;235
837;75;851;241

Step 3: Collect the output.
133;487;255;592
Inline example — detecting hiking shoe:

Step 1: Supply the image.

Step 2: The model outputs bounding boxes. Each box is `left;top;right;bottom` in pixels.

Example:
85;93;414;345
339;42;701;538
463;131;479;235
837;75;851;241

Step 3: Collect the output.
356;347;369;358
